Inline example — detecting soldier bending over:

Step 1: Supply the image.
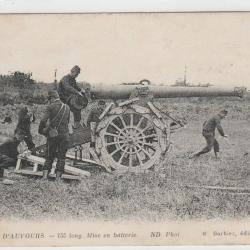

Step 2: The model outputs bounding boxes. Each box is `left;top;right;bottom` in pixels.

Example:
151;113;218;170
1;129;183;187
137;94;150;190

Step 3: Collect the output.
190;109;228;159
38;90;70;180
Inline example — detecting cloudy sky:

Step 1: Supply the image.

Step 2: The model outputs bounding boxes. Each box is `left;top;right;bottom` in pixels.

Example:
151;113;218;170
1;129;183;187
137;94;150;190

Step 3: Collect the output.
0;13;250;87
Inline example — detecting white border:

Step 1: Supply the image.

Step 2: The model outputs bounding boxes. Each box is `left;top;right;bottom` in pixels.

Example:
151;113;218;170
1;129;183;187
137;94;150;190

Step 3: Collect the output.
0;0;249;249
0;0;250;13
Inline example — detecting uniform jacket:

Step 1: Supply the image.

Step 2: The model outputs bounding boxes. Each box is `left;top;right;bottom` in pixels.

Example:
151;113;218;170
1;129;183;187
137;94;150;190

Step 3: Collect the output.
15;108;35;135
57;74;81;103
38;99;70;137
202;114;225;136
0;139;19;160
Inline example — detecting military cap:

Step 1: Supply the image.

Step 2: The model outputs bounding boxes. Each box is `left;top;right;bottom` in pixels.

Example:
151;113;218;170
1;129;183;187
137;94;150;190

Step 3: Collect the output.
71;65;81;73
48;89;59;99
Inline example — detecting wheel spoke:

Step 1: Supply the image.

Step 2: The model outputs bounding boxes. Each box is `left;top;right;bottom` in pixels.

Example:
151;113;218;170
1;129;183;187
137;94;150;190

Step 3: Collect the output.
141;134;157;140
105;132;119;138
141;147;151;158
144;142;157;149
136;116;144;128
110;122;124;134
129;148;133;168
119;116;127;129
142;124;154;132
118;146;128;164
136;150;143;166
106;141;119;146
118;139;127;144
110;147;121;156
130;113;134;126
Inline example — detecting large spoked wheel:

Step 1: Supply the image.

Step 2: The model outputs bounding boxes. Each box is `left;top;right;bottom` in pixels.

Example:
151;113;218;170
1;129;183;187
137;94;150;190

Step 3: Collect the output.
98;108;167;172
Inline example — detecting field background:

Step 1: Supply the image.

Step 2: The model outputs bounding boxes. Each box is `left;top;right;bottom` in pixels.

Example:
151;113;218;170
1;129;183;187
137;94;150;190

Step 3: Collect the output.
0;95;250;222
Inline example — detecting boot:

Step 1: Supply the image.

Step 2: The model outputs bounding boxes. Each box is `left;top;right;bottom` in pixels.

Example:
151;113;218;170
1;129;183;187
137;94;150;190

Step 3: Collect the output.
56;170;63;181
42;170;49;180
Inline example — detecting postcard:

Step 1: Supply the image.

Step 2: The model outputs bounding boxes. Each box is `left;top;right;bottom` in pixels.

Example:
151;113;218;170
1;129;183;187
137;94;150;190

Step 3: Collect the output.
0;12;249;247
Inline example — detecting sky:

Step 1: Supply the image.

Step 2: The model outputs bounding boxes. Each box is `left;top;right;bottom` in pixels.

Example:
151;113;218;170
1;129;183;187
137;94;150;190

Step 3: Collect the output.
0;13;250;87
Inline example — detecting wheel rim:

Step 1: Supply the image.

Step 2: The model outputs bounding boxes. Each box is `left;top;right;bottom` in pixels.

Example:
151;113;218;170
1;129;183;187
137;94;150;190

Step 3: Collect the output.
99;111;163;172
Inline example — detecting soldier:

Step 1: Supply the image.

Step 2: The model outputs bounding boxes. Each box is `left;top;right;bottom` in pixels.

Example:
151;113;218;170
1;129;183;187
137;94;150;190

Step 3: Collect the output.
190;109;228;159
14;106;36;152
57;65;88;128
87;100;106;150
87;100;106;127
0;135;21;185
38;90;70;180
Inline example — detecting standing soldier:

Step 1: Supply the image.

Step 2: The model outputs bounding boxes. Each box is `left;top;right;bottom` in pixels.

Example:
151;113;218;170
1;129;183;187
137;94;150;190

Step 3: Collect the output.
38;90;70;180
57;65;88;128
190;109;228;159
14;106;36;153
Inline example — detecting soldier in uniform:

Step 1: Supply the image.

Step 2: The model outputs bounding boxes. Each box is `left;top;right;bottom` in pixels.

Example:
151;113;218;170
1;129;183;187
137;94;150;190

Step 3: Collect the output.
57;65;88;128
14;106;36;152
190;109;228;159
38;90;70;180
0;135;22;185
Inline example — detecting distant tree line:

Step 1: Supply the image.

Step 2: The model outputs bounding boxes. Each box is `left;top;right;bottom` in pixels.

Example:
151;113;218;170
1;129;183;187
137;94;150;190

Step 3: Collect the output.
0;71;36;87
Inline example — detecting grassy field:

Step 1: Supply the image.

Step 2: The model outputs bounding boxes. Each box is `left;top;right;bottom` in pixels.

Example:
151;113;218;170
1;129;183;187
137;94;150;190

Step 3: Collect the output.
0;99;250;222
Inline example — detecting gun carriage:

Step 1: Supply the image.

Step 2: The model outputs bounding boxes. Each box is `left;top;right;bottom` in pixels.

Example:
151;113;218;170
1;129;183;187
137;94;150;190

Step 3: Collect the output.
17;83;245;176
83;84;245;173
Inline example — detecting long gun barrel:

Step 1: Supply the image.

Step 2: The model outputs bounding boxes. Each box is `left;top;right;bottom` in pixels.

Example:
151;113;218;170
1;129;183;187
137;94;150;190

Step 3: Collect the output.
90;84;246;100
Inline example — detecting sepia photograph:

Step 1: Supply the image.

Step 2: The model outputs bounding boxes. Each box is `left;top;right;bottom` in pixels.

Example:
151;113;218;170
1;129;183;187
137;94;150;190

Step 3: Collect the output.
0;12;250;246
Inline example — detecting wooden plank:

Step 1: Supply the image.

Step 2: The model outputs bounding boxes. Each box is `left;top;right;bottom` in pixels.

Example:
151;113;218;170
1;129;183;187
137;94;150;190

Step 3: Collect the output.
147;101;163;119
89;148;112;173
66;153;103;167
14;170;80;180
15;158;22;171
118;98;139;107
15;170;43;176
64;165;91;177
61;174;80;180
99;102;114;120
18;154;94;176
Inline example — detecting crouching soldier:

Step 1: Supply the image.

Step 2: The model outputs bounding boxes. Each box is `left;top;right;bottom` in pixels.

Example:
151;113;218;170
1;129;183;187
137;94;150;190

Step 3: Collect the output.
0;135;21;185
38;90;70;180
14;106;36;153
190;109;228;159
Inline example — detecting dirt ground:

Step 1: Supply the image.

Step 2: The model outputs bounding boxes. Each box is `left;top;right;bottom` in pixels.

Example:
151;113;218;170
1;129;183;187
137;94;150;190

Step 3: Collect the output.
0;100;250;222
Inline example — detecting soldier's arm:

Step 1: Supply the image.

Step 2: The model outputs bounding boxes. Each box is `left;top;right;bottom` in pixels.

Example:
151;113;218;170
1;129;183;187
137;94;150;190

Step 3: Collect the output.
72;81;82;92
215;118;225;136
38;106;50;136
61;77;80;95
87;110;94;127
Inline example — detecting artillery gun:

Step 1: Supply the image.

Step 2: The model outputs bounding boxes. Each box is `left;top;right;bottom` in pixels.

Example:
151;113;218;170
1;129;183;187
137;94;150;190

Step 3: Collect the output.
76;83;245;173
